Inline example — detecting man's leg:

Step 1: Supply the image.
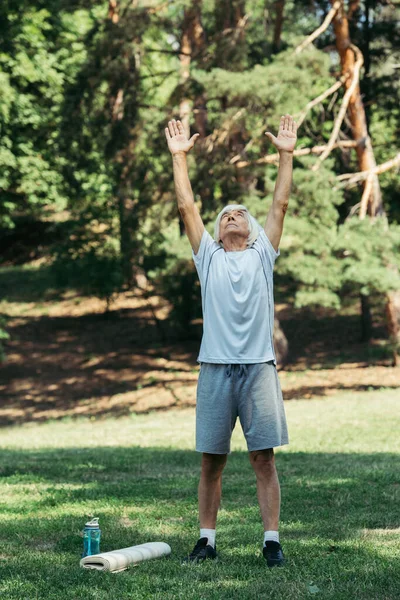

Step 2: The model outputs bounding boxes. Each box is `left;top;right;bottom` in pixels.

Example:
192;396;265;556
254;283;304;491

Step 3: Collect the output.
249;448;285;566
199;452;228;528
184;452;227;562
249;448;280;530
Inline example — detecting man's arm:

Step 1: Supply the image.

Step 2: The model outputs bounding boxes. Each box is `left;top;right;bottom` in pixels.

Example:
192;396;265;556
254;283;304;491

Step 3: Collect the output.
165;119;204;255
264;115;297;252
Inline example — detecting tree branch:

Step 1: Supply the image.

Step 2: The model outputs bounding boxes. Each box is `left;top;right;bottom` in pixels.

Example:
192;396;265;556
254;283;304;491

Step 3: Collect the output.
337;152;400;187
204;108;248;153
231;140;358;168
295;73;350;127
145;48;191;56
141;70;176;80
295;1;341;54
312;44;363;171
359;173;374;219
148;0;171;14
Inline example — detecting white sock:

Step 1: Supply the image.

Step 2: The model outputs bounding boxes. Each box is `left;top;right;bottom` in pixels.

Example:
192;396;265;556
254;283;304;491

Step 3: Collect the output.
264;530;279;545
200;528;216;548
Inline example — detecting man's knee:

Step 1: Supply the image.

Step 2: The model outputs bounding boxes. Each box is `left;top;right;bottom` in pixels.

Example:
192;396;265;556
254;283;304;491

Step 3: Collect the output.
249;448;276;477
201;452;228;480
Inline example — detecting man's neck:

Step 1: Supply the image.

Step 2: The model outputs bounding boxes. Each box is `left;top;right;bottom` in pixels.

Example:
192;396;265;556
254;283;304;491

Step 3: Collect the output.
223;238;247;252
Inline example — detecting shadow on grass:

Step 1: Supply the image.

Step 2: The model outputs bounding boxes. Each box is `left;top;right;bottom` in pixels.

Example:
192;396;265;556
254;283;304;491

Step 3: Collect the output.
0;447;398;531
0;447;399;599
0;264;65;304
2;264;398;430
1;308;200;427
279;309;392;369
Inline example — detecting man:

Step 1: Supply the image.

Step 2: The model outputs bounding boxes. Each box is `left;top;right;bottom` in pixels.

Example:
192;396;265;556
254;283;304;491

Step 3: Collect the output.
164;114;297;567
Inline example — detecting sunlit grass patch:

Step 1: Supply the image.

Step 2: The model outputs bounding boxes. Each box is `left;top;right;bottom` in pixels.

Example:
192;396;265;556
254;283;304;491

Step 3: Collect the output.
0;390;399;599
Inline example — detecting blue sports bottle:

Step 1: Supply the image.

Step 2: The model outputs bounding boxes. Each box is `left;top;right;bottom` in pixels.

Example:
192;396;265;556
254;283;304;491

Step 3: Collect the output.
82;517;101;557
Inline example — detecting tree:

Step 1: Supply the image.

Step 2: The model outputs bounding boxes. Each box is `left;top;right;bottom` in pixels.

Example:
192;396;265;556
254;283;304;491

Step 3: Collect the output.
1;0;399;362
0;3;72;230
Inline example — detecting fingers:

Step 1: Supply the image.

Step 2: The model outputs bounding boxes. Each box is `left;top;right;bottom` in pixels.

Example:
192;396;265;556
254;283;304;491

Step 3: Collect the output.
278;114;297;133
265;132;278;145
164;127;171;140
167;119;185;138
189;133;200;146
286;114;297;134
167;119;180;137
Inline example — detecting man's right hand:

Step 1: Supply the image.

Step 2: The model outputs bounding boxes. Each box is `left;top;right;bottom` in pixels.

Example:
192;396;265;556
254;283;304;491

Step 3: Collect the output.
165;119;200;155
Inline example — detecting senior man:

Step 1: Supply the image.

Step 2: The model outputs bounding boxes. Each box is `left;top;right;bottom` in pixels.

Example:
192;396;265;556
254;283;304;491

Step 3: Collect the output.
165;115;297;567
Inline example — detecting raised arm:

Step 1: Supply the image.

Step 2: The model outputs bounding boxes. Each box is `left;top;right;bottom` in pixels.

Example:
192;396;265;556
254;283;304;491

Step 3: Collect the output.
264;114;297;252
165;119;205;255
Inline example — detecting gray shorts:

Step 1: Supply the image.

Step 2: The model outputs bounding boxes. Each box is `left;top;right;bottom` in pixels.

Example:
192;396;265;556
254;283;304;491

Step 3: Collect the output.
196;361;289;454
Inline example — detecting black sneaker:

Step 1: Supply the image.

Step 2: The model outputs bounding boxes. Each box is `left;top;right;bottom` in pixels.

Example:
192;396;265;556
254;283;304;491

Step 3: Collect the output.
263;541;285;567
183;537;217;563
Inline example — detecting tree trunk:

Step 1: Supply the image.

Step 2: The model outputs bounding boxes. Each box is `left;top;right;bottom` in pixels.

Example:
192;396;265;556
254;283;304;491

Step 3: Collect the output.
178;1;215;218
108;0;139;287
361;0;372;129
331;0;383;217
273;318;289;368
179;0;205;135
214;0;247;69
272;0;285;53
108;0;119;23
332;0;400;364
118;192;138;288
360;293;372;342
385;291;400;366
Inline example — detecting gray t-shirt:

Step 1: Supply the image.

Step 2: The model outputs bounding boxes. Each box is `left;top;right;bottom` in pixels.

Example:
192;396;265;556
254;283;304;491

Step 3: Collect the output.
192;228;280;365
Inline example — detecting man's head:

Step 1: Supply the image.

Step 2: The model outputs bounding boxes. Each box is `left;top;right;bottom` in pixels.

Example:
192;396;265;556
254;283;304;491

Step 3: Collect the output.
214;204;261;248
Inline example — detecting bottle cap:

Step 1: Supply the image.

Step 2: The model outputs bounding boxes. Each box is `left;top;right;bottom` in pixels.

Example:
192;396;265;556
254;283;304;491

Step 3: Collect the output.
85;517;100;528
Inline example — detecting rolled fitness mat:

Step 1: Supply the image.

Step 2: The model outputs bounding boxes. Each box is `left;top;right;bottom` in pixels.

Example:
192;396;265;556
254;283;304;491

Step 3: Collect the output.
80;541;171;573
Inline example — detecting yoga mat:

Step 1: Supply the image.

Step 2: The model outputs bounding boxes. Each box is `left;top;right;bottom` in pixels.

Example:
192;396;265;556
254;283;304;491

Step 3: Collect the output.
80;541;171;573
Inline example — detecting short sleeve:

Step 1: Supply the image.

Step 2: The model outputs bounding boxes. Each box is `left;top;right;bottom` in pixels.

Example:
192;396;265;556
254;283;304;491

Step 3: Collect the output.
253;228;280;271
192;229;221;287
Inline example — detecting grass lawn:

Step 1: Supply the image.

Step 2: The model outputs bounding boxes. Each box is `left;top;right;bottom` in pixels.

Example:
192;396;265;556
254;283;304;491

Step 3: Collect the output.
0;389;399;600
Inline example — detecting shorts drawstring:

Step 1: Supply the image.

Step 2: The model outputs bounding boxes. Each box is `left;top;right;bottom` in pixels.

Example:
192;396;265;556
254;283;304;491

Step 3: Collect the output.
225;364;248;378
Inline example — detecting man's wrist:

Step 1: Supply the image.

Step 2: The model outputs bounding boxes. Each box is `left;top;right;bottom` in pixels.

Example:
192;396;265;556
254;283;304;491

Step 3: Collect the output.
278;149;294;157
172;152;187;160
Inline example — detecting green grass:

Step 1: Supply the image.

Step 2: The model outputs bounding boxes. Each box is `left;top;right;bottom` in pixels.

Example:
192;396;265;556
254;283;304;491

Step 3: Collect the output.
0;263;59;305
0;390;399;599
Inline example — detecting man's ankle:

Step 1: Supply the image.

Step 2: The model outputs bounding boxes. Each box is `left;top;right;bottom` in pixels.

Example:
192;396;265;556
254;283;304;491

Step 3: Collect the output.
200;528;216;548
264;530;279;545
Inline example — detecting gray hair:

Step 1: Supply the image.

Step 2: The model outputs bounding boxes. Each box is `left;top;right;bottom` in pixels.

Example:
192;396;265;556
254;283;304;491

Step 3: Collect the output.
213;204;262;248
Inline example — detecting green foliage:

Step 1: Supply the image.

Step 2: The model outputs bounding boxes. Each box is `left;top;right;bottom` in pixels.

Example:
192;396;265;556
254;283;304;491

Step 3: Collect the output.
0;5;77;227
156;258;201;339
1;0;399;349
193;48;331;116
51;215;124;310
275;165;344;309
53;248;124;311
147;225;201;339
336;218;400;296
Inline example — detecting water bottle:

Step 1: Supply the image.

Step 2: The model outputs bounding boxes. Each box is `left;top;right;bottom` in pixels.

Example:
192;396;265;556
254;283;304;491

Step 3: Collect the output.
82;517;101;558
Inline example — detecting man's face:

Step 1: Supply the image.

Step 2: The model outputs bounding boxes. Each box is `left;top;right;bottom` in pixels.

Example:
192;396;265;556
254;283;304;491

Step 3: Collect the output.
219;209;249;244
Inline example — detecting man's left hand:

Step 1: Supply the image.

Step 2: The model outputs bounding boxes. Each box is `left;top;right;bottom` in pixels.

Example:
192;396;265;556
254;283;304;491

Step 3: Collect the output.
265;114;297;153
